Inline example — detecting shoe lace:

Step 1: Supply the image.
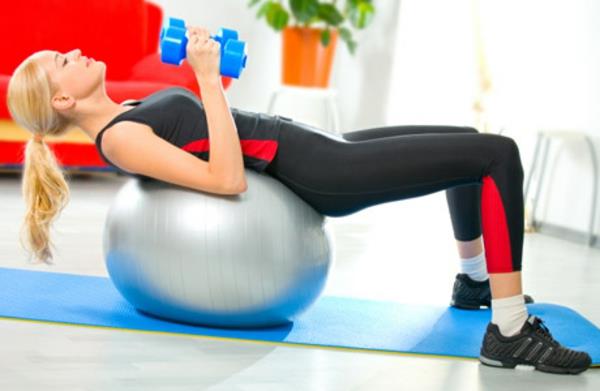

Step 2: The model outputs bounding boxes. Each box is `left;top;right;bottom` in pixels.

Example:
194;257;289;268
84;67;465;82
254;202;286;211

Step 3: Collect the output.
532;317;559;347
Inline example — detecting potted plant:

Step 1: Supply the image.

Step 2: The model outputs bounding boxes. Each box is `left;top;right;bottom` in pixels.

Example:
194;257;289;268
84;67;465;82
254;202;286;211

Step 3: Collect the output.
248;0;375;88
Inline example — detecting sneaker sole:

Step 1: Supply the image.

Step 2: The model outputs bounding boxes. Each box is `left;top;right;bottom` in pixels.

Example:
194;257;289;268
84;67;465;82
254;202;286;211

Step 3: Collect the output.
450;299;489;310
480;354;589;375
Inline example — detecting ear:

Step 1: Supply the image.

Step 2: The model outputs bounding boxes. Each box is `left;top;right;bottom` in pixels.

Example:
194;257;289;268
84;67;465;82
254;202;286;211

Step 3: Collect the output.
51;93;76;113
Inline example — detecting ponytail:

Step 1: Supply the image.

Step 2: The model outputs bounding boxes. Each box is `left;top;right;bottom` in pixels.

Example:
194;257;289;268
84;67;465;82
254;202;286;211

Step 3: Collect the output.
20;137;70;264
7;50;71;265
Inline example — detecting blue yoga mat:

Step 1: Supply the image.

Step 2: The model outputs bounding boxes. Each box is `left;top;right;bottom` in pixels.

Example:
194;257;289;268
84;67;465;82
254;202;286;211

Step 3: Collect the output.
0;267;598;366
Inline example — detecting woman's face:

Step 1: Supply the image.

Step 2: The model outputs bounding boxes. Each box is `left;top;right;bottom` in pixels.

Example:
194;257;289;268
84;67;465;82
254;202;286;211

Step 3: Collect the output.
38;49;105;111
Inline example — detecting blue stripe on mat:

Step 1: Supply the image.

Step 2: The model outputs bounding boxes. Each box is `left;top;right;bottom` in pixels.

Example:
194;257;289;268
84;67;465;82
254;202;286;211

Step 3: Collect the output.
0;267;598;365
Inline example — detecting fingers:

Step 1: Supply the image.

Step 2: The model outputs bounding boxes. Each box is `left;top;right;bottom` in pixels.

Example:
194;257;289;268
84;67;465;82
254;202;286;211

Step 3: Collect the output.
186;26;220;54
186;25;210;42
184;25;221;79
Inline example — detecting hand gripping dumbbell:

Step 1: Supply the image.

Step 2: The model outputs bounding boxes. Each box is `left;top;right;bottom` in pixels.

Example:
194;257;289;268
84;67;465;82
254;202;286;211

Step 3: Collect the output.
159;17;248;79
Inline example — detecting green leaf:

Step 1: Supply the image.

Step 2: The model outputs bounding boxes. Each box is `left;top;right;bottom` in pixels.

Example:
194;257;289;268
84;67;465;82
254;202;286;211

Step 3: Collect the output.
338;27;357;55
345;0;373;11
349;1;374;29
266;3;290;30
317;3;344;26
351;41;358;54
346;40;357;55
306;15;320;25
338;26;352;42
290;0;319;24
320;29;331;46
256;2;270;18
248;0;262;8
344;0;359;14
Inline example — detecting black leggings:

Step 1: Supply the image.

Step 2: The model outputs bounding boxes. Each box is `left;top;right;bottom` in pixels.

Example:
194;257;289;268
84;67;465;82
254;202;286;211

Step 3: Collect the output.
264;118;525;274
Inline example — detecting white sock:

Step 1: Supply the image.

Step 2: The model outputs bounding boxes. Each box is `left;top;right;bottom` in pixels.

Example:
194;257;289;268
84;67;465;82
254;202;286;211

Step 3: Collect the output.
491;294;529;337
460;251;488;281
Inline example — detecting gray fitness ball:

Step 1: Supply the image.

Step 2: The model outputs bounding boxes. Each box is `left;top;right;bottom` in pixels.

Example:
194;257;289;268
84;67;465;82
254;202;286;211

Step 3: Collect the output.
103;170;334;328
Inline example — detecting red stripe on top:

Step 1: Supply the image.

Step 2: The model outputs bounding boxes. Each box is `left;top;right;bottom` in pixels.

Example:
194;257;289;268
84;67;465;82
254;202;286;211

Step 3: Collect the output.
181;139;210;153
480;175;514;273
241;140;279;162
181;138;278;162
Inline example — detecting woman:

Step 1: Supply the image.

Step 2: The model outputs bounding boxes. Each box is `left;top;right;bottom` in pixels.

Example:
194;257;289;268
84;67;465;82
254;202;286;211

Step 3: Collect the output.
6;26;591;374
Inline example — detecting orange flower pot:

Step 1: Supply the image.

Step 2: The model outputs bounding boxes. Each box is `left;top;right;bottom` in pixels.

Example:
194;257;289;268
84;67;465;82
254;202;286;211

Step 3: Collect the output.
281;27;339;88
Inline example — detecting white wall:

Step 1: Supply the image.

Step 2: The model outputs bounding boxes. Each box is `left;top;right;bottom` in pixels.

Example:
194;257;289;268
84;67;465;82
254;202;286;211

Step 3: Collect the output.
485;0;600;240
387;0;600;240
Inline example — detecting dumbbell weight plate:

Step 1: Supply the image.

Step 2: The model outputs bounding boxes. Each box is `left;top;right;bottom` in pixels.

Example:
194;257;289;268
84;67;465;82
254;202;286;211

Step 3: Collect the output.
160;17;188;65
221;39;247;78
214;28;239;47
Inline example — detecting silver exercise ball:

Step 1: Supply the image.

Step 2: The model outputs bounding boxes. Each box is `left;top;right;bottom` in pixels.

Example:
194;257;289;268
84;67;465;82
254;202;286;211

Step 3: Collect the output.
103;170;334;328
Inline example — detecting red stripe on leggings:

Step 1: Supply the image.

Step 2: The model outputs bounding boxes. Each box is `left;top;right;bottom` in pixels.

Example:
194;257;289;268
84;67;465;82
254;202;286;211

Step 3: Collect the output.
480;175;514;273
181;138;278;162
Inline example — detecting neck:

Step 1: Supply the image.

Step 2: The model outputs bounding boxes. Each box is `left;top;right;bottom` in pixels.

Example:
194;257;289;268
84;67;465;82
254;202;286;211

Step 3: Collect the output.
71;94;133;141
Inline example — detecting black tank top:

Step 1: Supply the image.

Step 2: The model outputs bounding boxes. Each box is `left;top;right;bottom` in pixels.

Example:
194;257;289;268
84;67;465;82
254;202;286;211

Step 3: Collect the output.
95;87;284;175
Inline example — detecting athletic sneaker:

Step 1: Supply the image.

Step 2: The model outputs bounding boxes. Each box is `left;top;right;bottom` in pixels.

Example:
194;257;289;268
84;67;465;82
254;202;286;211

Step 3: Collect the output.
450;273;534;310
480;315;592;374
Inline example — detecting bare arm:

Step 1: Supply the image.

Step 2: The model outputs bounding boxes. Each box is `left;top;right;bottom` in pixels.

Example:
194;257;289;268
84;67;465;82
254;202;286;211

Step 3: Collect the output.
199;77;247;191
102;122;244;195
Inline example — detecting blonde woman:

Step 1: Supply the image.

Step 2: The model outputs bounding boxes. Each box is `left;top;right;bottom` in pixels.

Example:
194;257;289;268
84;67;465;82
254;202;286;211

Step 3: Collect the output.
6;26;591;374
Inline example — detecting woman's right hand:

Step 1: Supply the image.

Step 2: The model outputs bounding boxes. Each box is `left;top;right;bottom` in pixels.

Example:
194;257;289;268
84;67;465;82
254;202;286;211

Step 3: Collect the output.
186;25;221;84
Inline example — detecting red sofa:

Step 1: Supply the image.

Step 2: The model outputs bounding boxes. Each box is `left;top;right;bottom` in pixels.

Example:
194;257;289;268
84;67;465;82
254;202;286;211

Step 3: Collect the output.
0;0;232;172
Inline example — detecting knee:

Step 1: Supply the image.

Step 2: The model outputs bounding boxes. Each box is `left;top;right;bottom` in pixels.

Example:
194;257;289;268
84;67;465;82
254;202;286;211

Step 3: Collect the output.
501;136;521;160
495;136;524;181
464;126;480;134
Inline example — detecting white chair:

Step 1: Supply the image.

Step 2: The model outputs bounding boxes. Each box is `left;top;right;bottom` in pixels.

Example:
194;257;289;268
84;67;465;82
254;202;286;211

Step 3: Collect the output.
524;130;598;246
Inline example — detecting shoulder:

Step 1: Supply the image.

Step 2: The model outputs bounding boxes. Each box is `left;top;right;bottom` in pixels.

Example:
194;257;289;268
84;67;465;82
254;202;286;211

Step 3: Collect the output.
156;86;197;101
101;120;154;156
164;87;201;106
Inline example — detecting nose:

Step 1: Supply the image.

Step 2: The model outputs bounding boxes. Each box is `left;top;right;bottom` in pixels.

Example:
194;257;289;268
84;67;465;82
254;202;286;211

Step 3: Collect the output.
68;49;82;61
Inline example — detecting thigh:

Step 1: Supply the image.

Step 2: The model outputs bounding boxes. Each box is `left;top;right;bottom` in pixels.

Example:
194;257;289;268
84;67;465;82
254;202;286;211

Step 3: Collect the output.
342;124;478;142
266;120;499;216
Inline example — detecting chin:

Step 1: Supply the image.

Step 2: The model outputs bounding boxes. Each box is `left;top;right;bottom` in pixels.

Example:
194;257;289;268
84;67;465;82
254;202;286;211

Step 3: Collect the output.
98;64;106;79
94;69;106;90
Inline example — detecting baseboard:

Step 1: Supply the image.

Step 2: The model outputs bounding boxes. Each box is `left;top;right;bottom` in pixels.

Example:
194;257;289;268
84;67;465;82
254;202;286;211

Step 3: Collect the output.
534;221;599;249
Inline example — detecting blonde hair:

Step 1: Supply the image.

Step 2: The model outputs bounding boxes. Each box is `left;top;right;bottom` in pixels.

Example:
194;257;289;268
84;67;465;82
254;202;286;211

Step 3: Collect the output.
6;51;71;265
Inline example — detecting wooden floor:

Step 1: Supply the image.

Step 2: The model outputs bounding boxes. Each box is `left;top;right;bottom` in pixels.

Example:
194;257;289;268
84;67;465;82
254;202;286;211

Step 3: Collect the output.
0;172;598;390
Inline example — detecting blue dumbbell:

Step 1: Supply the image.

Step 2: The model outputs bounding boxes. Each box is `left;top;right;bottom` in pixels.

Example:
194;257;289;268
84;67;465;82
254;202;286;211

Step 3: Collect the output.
159;17;248;79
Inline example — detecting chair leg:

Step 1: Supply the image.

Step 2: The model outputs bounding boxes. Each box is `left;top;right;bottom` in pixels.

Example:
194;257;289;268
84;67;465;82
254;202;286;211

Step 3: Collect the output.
531;135;551;229
524;132;544;232
524;132;544;202
326;93;341;134
584;135;598;246
267;88;282;115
